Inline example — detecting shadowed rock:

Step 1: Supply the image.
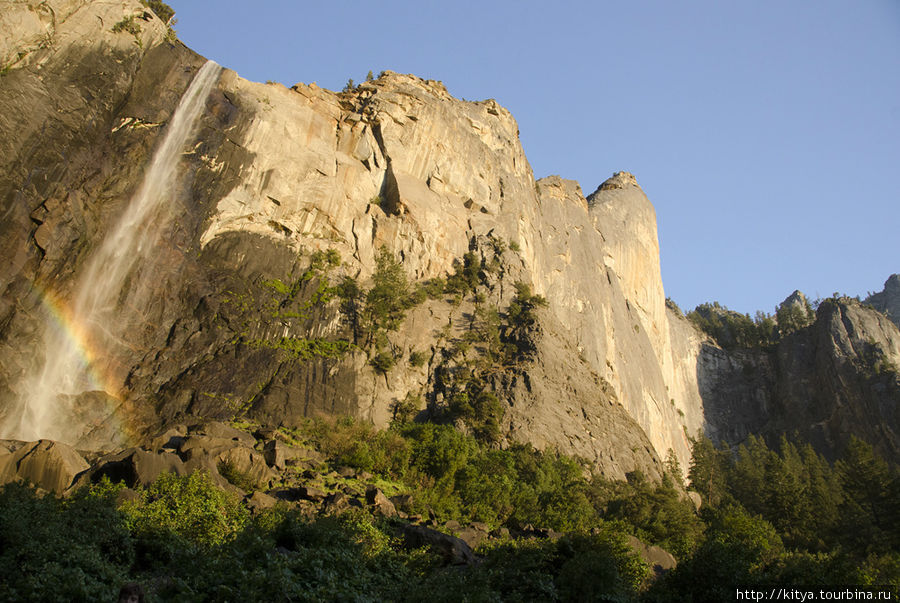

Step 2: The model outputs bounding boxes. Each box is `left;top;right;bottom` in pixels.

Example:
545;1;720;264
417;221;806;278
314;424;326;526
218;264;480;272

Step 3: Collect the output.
400;524;477;565
366;486;397;517
217;446;276;490
626;535;677;578
88;447;186;488
0;439;89;494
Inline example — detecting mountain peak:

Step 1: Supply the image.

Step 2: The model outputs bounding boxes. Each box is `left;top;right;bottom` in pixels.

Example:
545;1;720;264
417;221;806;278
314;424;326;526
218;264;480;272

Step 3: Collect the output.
597;171;639;192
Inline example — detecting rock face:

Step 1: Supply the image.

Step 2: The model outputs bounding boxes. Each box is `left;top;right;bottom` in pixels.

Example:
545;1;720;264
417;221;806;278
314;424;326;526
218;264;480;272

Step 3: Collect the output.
866;275;900;328
0;0;896;479
695;298;900;462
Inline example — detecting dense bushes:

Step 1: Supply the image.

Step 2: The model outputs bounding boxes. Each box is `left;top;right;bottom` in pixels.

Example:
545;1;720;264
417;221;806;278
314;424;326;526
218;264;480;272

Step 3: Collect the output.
298;416;602;530
418;531;649;601
120;471;249;548
0;483;131;601
2;425;898;600
0;466;651;601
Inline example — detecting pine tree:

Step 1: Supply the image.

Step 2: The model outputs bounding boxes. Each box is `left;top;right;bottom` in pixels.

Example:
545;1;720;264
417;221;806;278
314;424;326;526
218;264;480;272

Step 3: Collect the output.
688;433;729;507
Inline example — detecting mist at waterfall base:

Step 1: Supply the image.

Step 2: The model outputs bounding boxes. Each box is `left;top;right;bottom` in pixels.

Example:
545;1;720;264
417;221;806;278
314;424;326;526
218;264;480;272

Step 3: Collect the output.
0;61;222;448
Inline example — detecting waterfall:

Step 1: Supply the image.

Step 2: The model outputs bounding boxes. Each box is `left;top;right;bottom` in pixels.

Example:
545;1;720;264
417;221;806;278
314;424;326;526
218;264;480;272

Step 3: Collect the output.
4;60;222;444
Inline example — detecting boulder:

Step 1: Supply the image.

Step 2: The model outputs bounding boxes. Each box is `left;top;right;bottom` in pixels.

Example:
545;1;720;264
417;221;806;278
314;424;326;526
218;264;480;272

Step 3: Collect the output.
456;523;490;549
626;535;677;577
366;486;397;517
323;491;356;514
262;439;286;470
246;490;278;514
400;524;477;566
687;491;702;511
216;446;276;490
390;493;414;512
178;435;243;461
298;485;327;502
146;424;188;451
0;439;89;494
262;439;323;469
89;447;186;488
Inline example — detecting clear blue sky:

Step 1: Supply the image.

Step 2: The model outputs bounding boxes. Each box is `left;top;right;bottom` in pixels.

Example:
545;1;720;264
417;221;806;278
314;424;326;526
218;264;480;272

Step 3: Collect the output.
167;0;900;316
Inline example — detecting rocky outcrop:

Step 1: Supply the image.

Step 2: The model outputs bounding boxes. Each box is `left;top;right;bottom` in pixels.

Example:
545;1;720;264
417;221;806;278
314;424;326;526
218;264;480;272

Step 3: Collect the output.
499;318;664;481
866;274;900;328
695;298;900;462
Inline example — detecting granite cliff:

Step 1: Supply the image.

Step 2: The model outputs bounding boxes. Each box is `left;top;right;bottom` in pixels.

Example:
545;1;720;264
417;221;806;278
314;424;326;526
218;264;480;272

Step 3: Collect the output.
690;295;900;463
866;274;900;329
1;0;897;481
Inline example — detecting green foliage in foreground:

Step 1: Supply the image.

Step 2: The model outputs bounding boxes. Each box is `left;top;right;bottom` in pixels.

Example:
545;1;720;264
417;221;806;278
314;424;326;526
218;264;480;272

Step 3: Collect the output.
0;482;131;601
0;474;650;601
1;423;897;600
120;471;249;547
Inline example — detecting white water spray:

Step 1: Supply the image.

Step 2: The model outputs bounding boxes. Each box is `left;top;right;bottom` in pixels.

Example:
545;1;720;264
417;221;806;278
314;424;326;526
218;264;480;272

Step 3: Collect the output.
5;61;222;443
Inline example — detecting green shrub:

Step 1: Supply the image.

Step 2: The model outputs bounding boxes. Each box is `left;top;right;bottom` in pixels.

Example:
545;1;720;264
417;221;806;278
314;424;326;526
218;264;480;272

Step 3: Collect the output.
506;282;547;328
446;387;504;444
370;349;395;374
0;482;132;601
141;0;175;24
420;277;446;300
121;470;248;548
408;350;428;367
111;15;141;35
304;416;412;477
391;393;422;426
364;246;413;337
445;251;482;295
599;470;704;559
556;530;650;600
218;460;260;492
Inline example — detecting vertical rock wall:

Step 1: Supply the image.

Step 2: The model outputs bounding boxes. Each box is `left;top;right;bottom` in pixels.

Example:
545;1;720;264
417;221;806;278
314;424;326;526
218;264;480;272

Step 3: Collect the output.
10;0;895;477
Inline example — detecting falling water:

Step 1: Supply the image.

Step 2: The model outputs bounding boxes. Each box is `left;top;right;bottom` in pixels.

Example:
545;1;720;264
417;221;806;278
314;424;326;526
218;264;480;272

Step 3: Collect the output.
5;61;222;443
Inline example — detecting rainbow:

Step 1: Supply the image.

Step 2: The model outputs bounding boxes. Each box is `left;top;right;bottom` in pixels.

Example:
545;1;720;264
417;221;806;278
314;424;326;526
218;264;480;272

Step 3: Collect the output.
33;285;109;392
21;283;137;445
